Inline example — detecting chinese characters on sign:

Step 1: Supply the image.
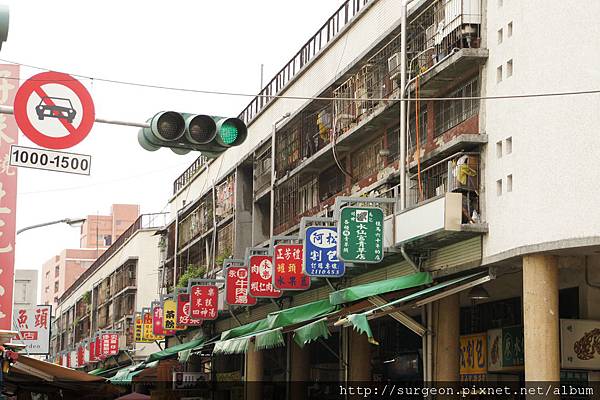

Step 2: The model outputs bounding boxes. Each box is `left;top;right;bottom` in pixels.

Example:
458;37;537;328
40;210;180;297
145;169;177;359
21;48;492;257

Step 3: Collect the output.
12;305;51;354
163;299;185;331
225;266;257;305
0;65;19;330
273;244;310;291
338;207;384;263
142;308;164;341
460;333;487;382
249;255;282;298
77;344;85;367
304;226;345;277
101;333;119;356
152;303;176;336
190;285;218;320
487;325;524;372
176;293;203;326
134;312;148;343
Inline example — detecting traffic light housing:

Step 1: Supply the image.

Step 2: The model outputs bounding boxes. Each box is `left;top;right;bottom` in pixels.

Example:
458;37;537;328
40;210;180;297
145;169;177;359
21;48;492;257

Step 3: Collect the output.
138;111;247;157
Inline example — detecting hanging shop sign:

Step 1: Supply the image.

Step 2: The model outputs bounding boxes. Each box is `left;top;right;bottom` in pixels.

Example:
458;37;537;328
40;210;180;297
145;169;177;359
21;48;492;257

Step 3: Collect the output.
94;334;103;360
487;325;524;372
225;266;257;306
163;298;185;331
338;206;384;263
561;319;600;370
142;307;164;341
12;304;51;354
460;333;487;382
176;293;203;326
273;244;310;291
89;337;97;362
77;344;85;367
189;285;219;320
0;64;19;331
83;340;90;364
152;302;176;336
101;332;119;357
304;226;345;277
134;312;150;343
249;255;282;298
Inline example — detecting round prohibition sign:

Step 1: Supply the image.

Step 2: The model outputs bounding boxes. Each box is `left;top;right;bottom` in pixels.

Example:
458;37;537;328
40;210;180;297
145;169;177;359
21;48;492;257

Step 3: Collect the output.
14;71;95;149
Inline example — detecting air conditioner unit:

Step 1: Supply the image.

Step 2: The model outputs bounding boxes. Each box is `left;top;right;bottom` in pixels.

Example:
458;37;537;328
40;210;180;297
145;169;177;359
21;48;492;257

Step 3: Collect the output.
388;52;401;81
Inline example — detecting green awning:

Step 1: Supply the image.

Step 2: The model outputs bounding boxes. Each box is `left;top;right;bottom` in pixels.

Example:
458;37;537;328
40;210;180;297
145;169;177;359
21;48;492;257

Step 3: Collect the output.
108;363;144;385
88;367;106;376
213;335;252;355
255;328;285;351
220;298;338;341
329;271;432;305
345;272;489;344
293;318;330;348
145;337;206;363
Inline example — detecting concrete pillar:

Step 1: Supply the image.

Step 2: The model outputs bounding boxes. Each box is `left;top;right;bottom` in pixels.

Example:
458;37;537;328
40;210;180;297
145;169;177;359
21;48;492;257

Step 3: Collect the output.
245;341;263;400
523;254;560;382
348;329;372;381
290;341;310;400
434;293;460;382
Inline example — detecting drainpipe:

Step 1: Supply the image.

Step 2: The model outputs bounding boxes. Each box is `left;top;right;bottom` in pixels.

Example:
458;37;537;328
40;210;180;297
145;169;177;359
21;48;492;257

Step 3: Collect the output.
269;113;291;239
426;302;433;383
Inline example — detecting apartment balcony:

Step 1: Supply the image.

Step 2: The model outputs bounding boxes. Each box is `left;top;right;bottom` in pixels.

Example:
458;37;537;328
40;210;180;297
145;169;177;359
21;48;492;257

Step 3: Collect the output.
407;48;488;97
406;0;487;97
395;152;487;249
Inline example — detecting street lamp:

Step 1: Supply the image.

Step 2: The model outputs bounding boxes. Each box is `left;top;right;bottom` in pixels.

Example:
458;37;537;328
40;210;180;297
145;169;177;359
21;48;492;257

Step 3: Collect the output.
16;218;86;236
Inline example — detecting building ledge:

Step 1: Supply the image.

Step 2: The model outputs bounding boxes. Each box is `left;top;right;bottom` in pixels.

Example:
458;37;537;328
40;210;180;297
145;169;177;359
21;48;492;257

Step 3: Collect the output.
253;187;271;203
409;48;489;97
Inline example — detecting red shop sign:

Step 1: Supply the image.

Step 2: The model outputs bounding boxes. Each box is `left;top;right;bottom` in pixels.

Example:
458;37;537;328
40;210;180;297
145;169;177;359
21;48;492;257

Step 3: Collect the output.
225;266;257;306
176;293;203;326
249;255;282;298
190;285;218;320
273;244;310;291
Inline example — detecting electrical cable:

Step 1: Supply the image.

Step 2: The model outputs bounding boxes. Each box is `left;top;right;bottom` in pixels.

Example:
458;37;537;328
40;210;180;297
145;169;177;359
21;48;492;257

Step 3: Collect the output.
1;58;599;103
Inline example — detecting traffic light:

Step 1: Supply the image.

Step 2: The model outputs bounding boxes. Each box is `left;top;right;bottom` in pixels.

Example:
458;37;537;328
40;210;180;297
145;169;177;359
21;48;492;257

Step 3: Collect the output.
138;111;247;157
0;5;9;50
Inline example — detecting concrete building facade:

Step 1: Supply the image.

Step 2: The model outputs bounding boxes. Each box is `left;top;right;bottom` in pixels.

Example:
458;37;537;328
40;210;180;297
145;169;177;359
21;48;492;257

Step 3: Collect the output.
79;204;140;250
13;269;38;310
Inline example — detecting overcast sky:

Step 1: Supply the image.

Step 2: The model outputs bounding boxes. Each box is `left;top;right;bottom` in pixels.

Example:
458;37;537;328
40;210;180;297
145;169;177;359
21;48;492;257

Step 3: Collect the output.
3;0;341;297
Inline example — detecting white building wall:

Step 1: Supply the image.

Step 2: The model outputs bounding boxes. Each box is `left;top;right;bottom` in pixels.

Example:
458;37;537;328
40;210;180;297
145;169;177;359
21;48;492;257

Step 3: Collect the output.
55;229;162;357
170;0;408;214
483;0;600;260
13;269;38;309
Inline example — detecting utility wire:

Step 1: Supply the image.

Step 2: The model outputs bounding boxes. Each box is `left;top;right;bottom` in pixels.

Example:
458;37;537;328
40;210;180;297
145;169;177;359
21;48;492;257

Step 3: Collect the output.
1;58;600;102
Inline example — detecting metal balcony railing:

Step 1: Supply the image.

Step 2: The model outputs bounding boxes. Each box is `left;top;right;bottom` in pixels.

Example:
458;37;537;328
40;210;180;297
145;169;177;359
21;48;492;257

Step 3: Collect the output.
407;152;480;221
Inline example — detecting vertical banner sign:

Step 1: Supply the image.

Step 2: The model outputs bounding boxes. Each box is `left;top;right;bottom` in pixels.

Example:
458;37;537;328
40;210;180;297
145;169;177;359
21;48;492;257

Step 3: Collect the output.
273;244;310;291
69;351;76;368
190;285;218;320
77;344;85;367
102;333;119;356
152;302;175;336
134;312;145;342
225;266;257;306
249;255;282;298
304;226;345;277
13;305;51;354
95;335;102;360
338;207;384;263
163;299;185;331
89;337;96;362
176;293;203;326
142;308;164;341
459;333;487;382
0;65;19;330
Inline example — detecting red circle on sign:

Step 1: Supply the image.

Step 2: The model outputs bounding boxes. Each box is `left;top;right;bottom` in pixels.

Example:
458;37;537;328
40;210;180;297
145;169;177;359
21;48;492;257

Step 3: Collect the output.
14;71;95;149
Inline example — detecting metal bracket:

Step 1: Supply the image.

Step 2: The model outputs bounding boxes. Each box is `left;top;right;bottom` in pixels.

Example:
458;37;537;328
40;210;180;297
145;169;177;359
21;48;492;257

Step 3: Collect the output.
244;246;271;266
270;235;301;248
222;258;245;268
298;216;336;237
333;196;397;220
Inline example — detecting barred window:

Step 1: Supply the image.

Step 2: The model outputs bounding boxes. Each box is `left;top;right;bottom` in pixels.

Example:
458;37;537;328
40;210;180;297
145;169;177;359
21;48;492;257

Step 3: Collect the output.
434;77;479;137
352;137;384;181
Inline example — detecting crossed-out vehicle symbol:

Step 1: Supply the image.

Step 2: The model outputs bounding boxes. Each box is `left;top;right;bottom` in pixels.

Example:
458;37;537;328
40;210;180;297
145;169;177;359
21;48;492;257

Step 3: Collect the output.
35;96;76;123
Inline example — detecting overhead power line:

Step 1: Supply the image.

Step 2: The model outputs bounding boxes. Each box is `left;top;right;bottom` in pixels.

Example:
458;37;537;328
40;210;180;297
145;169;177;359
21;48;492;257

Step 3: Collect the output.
1;58;600;102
